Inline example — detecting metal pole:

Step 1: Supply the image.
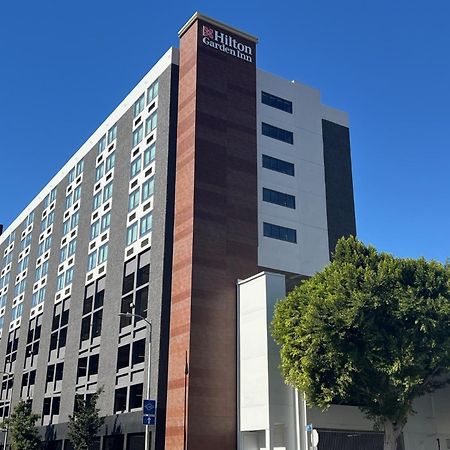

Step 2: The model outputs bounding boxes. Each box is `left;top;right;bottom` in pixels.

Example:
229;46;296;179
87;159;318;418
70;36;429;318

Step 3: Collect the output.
300;391;308;450
118;313;152;450
145;322;152;450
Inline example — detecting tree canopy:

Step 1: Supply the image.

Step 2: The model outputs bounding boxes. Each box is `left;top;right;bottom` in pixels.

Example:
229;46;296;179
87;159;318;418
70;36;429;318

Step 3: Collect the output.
68;389;105;450
272;236;450;450
6;400;41;450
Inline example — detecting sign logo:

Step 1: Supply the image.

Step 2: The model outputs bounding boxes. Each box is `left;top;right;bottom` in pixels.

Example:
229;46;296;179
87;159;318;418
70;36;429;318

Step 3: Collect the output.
202;25;253;63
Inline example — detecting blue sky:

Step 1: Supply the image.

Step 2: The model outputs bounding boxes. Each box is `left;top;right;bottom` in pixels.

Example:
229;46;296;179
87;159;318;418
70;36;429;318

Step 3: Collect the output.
1;0;449;261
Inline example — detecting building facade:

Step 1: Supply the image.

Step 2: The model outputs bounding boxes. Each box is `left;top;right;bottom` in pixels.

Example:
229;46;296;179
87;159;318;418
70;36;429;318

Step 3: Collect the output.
2;12;420;450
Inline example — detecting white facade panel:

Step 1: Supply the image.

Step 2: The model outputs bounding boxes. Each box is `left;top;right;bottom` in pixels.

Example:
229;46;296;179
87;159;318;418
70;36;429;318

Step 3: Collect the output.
257;69;331;276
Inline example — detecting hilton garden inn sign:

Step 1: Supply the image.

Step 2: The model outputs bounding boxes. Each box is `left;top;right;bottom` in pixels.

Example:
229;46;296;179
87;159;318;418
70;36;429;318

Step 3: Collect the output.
202;25;254;63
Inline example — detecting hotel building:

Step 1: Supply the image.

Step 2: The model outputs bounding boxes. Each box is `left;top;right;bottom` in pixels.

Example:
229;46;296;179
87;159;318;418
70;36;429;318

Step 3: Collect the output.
4;11;442;450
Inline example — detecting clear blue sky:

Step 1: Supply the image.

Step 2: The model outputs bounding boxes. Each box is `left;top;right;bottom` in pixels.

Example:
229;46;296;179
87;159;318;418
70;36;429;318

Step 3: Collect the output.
1;0;449;261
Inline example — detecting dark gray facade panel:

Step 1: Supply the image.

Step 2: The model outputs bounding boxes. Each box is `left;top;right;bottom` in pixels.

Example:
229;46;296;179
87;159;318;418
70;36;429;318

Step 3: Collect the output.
57;146;98;421
95;107;135;418
322;119;357;258
149;63;178;450
0;57;179;448
26;179;70;417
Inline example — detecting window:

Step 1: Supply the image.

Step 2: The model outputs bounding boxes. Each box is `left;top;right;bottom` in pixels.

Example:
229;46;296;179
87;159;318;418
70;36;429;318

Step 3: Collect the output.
44;187;57;208
68;239;77;256
65;267;74;285
32;287;46;307
132;339;145;365
143;144;155;167
25;211;34;227
4;251;13;264
35;260;49;280
57;274;64;291
262;154;295;176
17;255;29;273
95;163;104;181
262;122;293;144
130;156;141;179
40;211;54;232
68;168;75;184
60;246;67;263
147;79;159;104
65;194;73;210
100;212;111;232
11;303;23;320
76;160;84;176
263;188;296;209
80;277;105;345
132;125;143;147
73;185;81;202
129;384;143;409
93;192;102;211
90;221;100;240
20;233;32;251
128;189;140;212
98;135;106;154
14;279;26;296
98;244;108;265
71;212;79;229
103;182;113;202
140;213;152;237
114;388;127;413
145;112;157;136
261;91;293;113
108;124;117;144
141;177;154;202
63;219;70;236
50;298;70;360
134;94;145;117
87;252;97;271
263;222;297;243
126;223;138;246
105;152;115;172
117;345;130;370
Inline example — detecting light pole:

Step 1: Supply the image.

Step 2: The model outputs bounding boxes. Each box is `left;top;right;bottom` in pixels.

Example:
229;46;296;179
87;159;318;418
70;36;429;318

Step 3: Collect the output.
118;312;152;450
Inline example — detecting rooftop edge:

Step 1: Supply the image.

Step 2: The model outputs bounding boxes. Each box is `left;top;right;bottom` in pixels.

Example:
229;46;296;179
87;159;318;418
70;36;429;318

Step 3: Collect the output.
178;12;259;43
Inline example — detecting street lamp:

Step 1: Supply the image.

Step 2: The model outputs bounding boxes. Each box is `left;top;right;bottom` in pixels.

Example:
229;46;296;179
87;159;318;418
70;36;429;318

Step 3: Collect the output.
118;311;152;450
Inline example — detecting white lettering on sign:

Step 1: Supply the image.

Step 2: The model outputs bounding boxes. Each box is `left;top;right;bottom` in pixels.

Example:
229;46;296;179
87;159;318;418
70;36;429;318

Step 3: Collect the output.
201;25;253;63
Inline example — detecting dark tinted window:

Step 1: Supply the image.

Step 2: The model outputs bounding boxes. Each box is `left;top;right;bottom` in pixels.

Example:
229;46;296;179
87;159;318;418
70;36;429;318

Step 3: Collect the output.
117;345;130;370
135;287;148;319
263;188;295;209
114;387;127;413
77;357;87;378
262;122;293;144
262;154;294;176
263;222;297;243
261;91;292;113
129;383;143;409
132;339;146;366
88;354;99;376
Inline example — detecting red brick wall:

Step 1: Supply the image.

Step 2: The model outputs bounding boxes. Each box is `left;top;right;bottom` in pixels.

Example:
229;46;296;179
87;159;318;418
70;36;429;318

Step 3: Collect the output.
165;17;258;450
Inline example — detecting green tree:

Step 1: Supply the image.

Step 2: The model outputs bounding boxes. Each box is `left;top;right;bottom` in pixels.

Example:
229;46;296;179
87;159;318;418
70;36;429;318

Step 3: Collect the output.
6;400;41;450
272;236;450;450
68;389;105;450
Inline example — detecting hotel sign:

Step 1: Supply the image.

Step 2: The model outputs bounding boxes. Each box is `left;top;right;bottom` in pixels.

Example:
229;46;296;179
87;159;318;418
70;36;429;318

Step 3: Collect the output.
201;25;254;63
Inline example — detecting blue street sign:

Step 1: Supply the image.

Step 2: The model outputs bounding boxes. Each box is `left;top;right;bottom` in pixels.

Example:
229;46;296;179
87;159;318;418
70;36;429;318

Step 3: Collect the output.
143;399;156;415
143;415;155;426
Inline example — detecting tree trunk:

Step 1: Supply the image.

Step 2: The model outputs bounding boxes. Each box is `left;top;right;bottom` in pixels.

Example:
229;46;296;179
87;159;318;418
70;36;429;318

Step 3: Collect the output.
383;419;403;450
